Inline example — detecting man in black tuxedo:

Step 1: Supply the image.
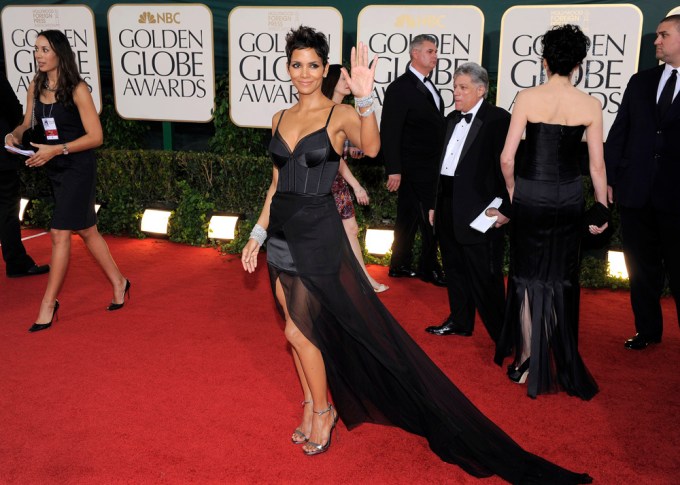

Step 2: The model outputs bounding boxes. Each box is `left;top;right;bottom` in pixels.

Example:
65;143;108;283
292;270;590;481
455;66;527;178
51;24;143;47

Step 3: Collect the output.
380;34;446;286
1;73;49;278
605;15;680;350
425;62;510;342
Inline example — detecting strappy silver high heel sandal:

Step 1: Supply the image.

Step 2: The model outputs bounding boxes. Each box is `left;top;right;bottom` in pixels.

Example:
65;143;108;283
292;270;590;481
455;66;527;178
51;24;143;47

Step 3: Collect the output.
291;400;312;444
303;404;338;456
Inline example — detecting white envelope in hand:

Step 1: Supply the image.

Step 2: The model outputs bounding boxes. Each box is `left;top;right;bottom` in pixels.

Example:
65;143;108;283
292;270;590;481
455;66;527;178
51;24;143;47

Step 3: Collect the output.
5;145;35;157
469;197;503;233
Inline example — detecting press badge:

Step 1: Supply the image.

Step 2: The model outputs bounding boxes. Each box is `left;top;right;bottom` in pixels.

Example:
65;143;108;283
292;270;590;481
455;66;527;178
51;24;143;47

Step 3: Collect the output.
41;118;59;140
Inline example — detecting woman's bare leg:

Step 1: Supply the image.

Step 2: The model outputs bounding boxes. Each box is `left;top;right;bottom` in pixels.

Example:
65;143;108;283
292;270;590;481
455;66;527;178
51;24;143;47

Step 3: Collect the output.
275;278;336;451
75;225;127;304
519;290;532;364
342;217;386;291
291;349;314;441
34;229;71;323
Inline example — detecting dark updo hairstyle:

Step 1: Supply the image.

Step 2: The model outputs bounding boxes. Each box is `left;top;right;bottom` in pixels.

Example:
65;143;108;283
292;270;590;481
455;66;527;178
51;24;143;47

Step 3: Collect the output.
285;25;329;66
541;24;590;76
321;64;342;100
34;29;83;106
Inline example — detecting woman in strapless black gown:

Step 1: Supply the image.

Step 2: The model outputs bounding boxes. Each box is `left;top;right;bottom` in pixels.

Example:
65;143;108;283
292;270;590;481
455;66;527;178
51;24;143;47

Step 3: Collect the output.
241;26;592;483
495;25;609;400
7;30;130;331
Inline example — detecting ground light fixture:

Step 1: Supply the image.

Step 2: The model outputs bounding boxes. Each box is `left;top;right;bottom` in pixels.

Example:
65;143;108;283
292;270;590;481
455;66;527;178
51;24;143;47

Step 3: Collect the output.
208;214;240;240
140;207;173;236
19;198;29;221
365;228;394;255
607;250;629;280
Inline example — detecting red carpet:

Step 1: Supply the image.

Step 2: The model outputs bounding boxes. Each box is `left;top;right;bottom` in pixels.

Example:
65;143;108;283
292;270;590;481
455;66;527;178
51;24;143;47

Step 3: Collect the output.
1;233;679;484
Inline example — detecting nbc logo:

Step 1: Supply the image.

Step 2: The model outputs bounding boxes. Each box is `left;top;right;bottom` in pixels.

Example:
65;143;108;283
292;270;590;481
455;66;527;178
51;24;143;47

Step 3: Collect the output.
138;11;181;24
138;12;156;24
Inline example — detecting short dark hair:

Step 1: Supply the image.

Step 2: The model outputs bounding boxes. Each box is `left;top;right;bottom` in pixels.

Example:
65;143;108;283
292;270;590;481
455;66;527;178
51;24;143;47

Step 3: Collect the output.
34;29;83;106
409;34;437;57
660;14;680;31
321;64;342;100
541;24;590;76
285;25;329;66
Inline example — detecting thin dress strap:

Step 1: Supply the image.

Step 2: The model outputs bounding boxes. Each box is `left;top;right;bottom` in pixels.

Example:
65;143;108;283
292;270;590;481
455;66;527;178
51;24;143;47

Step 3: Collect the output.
324;105;336;127
274;109;286;134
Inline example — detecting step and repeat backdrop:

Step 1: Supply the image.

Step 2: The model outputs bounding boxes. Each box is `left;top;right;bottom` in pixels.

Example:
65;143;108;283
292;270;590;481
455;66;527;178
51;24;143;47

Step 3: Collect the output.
0;2;677;139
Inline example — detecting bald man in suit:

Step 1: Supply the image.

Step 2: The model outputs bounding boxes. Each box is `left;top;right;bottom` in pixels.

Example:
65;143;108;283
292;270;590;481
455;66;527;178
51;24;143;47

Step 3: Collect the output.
605;15;680;350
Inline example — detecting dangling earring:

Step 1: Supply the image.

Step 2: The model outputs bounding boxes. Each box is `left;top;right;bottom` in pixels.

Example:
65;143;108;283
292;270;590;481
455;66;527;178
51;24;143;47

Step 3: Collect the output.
540;59;547;84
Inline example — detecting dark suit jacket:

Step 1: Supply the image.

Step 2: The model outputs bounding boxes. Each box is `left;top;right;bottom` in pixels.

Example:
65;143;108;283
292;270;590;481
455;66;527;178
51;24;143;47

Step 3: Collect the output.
605;64;680;212
380;70;445;182
0;74;24;171
435;100;511;245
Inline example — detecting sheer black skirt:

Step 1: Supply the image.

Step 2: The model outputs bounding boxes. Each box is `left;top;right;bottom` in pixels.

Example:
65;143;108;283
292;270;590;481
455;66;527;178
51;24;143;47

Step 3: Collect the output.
266;191;592;484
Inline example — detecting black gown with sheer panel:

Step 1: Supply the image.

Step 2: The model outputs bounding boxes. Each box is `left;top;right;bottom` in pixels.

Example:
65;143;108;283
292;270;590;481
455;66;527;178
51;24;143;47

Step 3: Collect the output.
495;122;599;401
266;108;592;484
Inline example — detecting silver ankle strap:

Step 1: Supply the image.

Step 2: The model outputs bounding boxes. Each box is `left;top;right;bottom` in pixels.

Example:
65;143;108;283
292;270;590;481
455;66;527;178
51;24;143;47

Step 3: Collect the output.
313;404;332;416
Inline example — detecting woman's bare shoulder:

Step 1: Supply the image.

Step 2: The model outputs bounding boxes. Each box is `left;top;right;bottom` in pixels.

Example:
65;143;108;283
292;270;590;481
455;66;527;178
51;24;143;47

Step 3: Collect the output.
332;103;356;118
271;109;285;130
570;88;603;114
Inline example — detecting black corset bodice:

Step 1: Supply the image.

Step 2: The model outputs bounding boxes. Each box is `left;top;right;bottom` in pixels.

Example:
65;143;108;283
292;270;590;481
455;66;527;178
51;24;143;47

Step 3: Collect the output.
519;122;586;182
269;106;341;195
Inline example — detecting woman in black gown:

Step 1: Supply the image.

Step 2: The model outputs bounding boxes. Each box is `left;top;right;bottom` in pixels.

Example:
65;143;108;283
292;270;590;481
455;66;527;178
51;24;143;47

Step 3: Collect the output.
242;26;592;483
6;30;130;331
495;25;609;400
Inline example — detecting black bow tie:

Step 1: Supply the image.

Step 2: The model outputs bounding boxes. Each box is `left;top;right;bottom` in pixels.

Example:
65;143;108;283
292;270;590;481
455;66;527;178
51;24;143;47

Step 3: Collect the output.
453;112;472;124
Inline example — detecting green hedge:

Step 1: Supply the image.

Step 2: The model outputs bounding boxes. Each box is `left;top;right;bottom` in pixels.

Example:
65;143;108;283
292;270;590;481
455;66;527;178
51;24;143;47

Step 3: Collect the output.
19;148;629;289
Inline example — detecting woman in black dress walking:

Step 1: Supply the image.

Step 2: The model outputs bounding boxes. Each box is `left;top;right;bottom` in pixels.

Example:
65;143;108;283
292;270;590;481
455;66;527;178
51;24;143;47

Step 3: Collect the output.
6;30;129;331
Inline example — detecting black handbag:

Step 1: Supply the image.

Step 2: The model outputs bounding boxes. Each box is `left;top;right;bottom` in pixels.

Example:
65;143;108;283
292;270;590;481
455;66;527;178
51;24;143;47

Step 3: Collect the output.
583;202;610;232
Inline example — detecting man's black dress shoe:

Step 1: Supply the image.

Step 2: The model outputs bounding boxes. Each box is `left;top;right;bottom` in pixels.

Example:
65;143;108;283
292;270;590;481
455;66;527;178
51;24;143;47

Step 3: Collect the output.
420;270;447;287
624;334;661;350
7;264;50;278
388;266;417;278
425;320;472;336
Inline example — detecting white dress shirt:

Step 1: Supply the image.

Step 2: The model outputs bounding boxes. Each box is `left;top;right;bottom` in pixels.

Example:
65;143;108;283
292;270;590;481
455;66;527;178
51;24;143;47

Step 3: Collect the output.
409;65;441;109
656;63;680;103
440;98;483;176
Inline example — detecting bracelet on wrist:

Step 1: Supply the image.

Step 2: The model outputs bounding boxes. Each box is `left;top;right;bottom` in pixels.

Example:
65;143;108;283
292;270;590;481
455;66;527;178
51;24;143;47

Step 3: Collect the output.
357;104;376;118
249;223;267;246
354;94;374;109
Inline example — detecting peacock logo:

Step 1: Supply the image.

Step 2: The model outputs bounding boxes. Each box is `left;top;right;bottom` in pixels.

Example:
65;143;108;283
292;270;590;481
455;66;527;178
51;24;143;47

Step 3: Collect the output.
138;12;156;24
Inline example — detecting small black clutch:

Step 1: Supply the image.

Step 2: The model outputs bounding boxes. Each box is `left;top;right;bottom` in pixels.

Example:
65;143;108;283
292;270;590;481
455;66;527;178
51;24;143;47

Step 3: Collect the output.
583;202;610;230
22;127;45;149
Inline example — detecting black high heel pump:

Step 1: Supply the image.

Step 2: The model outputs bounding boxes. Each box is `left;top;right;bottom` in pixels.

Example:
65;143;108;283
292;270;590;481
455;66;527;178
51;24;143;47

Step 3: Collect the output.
508;358;530;384
107;279;131;311
28;300;59;333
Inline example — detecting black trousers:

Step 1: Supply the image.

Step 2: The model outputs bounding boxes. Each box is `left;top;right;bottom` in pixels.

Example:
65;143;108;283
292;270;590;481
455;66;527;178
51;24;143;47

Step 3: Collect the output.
619;204;680;339
437;193;505;342
0;169;35;275
390;175;438;274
